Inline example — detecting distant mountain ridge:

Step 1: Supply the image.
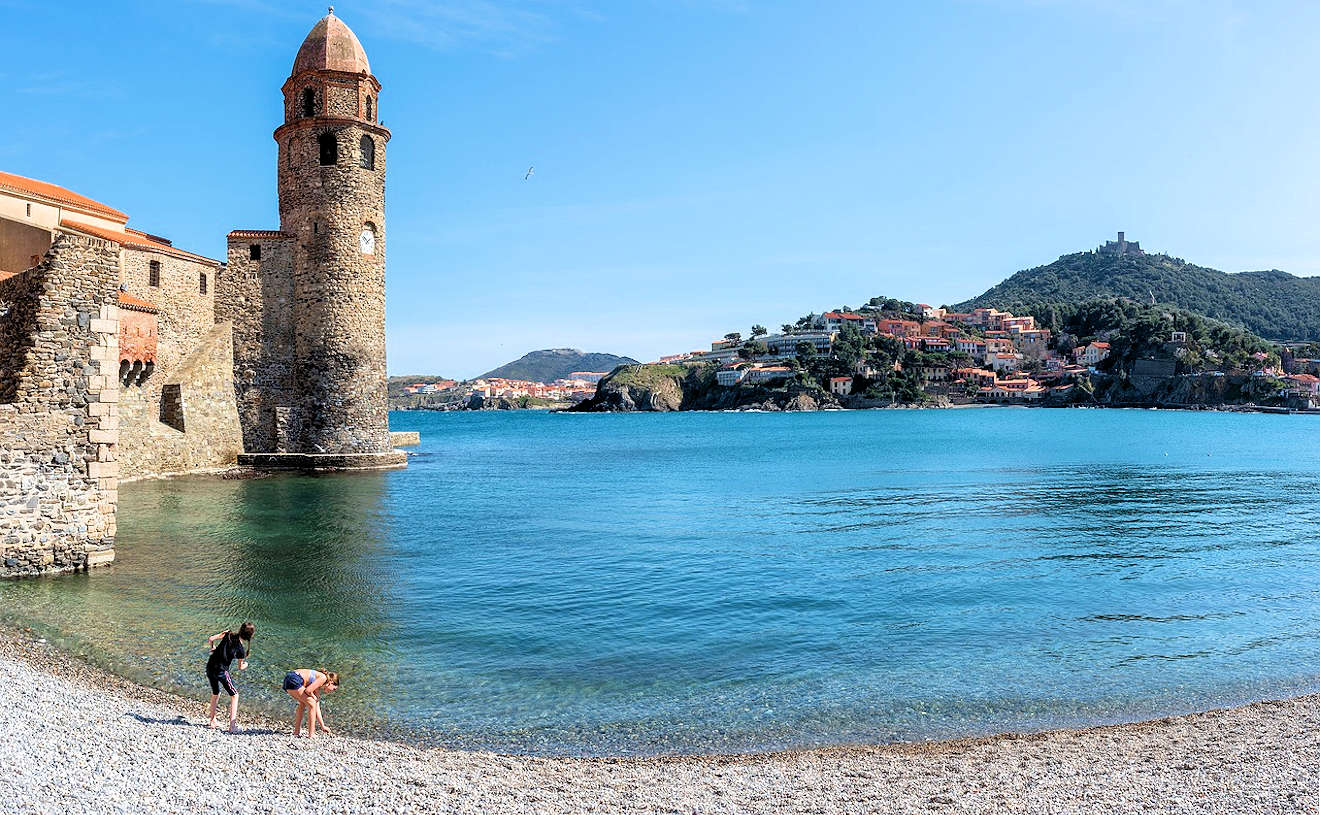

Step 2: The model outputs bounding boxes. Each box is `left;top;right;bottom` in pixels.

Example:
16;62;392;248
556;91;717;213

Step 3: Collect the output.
479;349;639;383
956;249;1320;341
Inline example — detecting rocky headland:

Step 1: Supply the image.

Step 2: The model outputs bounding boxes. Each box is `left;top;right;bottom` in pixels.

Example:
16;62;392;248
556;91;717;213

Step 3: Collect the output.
572;363;950;413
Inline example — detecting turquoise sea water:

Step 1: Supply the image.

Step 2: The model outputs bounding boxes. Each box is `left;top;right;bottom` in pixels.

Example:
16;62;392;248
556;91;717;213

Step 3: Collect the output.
3;408;1320;755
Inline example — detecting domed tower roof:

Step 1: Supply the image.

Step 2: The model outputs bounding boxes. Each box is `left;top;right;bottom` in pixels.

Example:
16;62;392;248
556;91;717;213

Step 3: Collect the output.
292;8;371;76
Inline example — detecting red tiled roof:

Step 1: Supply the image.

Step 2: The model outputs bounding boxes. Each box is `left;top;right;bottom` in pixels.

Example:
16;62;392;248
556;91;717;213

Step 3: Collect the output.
60;218;132;244
117;291;160;313
60;218;220;267
228;229;293;239
0;170;128;222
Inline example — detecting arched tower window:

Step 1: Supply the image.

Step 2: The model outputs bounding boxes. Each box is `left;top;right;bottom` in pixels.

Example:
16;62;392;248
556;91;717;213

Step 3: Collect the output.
319;132;338;166
366;96;374;122
301;87;316;118
360;135;375;170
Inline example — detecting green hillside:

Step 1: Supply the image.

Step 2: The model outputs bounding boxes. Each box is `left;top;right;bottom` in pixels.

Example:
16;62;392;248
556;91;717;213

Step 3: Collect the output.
479;349;638;383
956;251;1320;341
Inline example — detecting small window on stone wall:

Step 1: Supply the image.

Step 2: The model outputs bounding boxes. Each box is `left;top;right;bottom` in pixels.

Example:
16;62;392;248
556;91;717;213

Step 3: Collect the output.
302;87;316;118
160;384;185;432
199;273;208;295
366;96;374;122
25;203;31;217
149;260;160;287
249;244;261;261
319;132;338;166
360;135;375;170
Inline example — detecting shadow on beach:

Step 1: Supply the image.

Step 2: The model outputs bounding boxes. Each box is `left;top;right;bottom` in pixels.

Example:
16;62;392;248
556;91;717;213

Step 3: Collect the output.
127;712;281;737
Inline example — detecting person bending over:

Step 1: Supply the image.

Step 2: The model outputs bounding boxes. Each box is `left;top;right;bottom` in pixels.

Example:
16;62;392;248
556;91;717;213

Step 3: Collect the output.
205;621;255;732
282;668;340;738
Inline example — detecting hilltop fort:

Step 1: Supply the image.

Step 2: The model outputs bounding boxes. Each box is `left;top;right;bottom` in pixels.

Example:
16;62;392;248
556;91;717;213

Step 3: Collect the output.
0;10;405;577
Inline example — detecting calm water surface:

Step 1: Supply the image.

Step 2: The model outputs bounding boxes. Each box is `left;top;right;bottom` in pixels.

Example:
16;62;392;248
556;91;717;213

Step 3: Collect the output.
4;409;1320;755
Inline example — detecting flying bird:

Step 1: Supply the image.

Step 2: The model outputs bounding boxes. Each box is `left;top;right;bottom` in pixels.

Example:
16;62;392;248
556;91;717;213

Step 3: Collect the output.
524;166;535;181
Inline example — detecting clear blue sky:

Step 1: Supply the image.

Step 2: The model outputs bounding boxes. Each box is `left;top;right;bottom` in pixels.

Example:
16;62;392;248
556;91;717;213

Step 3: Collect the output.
5;0;1320;377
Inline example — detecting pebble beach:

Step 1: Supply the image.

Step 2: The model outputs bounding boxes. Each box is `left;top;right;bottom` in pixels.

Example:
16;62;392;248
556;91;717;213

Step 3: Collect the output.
1;629;1315;814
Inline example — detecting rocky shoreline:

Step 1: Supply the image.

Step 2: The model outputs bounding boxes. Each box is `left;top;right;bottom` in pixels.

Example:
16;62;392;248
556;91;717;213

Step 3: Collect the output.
0;627;1314;814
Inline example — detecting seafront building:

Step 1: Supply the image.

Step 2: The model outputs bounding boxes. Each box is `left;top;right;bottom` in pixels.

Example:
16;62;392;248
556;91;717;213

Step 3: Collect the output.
0;10;405;577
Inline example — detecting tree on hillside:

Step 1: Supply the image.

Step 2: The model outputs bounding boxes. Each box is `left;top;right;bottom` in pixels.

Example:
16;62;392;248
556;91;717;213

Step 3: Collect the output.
751;325;768;338
781;323;795;334
724;332;742;344
741;339;769;359
833;325;866;371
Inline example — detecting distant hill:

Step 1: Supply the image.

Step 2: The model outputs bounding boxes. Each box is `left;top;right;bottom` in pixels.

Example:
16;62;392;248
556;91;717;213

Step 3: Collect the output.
479;349;639;383
956;250;1320;341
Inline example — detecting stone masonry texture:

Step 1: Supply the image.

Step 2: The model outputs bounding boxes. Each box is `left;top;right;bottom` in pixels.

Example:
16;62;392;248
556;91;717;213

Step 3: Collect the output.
0;234;120;577
222;54;395;456
117;247;242;478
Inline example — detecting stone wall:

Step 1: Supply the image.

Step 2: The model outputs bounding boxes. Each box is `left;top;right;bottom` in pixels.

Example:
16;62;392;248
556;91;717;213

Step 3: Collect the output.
217;233;297;453
274;108;394;455
117;321;243;479
0;233;120;577
116;246;239;479
0;267;41;403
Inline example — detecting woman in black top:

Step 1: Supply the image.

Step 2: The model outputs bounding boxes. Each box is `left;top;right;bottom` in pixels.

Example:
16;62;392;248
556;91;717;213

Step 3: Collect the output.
205;621;255;732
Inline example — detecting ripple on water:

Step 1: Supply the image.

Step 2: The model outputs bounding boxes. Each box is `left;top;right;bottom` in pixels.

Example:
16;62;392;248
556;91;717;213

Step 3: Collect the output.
3;409;1320;755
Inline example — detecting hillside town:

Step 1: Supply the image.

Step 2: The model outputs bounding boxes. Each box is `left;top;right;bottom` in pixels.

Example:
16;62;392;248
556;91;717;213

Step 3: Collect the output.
399;373;608;406
647;301;1320;409
652;305;1096;403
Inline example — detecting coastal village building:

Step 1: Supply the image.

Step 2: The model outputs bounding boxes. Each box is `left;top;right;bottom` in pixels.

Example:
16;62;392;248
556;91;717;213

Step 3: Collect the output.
829;376;853;395
716;368;747;387
1077;341;1111;367
743;366;794;385
0;10;404;577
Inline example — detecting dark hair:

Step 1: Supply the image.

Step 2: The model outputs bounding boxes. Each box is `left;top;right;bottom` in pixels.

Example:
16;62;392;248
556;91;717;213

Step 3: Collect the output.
320;669;340;687
236;621;255;642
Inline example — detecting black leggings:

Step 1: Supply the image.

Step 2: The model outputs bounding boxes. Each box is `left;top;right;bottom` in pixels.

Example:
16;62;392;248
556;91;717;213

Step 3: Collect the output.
208;667;237;697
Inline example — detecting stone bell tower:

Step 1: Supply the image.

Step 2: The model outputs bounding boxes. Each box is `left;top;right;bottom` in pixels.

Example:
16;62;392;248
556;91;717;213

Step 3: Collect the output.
221;8;404;469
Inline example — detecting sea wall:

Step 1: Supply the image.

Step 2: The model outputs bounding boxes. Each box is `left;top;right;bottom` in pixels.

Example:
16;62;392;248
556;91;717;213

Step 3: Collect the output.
217;233;297;454
0;233;120;577
117;321;244;479
116;246;240;479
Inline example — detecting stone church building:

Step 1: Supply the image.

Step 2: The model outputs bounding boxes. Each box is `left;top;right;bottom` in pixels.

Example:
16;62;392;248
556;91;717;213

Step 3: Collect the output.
0;11;404;577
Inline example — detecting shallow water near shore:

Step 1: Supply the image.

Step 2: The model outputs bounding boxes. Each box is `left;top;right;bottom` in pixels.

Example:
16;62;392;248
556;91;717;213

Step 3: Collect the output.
4;409;1320;756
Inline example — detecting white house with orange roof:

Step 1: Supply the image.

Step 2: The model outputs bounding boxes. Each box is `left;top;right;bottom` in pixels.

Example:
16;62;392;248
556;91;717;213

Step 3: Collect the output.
1077;341;1111;366
991;352;1023;373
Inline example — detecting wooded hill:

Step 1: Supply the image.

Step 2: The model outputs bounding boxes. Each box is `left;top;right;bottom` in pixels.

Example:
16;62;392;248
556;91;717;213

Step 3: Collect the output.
478;348;638;383
956;251;1320;341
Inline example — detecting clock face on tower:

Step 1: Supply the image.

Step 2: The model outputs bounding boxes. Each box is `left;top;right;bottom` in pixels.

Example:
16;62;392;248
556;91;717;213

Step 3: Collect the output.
360;226;376;255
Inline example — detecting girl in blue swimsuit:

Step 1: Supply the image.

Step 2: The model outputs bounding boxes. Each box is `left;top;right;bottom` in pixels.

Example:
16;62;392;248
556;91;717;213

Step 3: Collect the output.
282;668;339;737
